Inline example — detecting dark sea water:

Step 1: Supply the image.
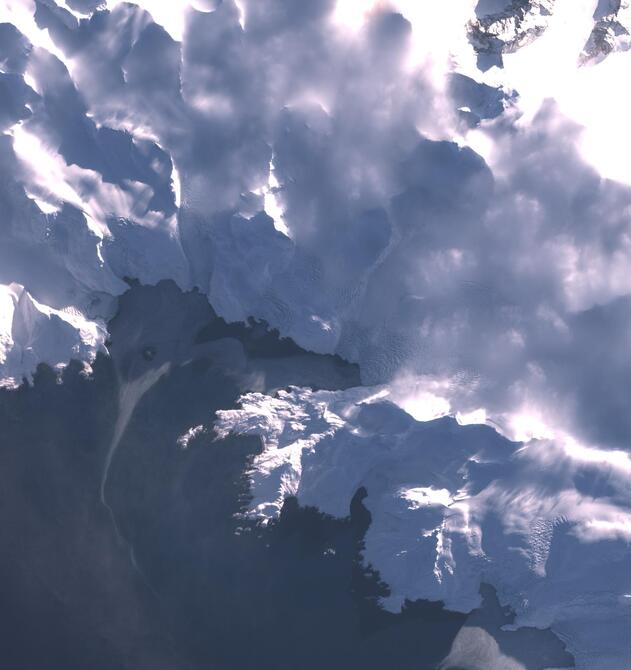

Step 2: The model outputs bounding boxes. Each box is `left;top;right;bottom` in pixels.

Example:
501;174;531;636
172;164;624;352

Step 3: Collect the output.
0;281;574;669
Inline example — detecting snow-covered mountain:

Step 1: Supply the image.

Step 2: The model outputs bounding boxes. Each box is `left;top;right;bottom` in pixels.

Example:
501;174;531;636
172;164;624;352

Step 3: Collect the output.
469;0;631;67
468;0;556;68
580;0;631;63
216;385;631;668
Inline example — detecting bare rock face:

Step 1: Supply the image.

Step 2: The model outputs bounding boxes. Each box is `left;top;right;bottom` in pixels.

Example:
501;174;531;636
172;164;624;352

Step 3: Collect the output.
580;0;631;65
468;0;556;68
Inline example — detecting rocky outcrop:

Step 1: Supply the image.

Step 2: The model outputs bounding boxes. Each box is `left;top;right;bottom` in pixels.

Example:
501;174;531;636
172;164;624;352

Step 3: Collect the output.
580;0;631;65
468;0;555;68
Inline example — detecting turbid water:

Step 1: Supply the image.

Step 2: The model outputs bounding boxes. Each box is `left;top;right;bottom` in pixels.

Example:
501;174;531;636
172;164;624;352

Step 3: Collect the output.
0;281;574;669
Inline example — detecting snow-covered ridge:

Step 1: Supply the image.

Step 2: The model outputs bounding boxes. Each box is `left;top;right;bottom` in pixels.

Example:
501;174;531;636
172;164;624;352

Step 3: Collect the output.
580;0;631;64
468;0;556;67
469;0;631;68
215;385;631;669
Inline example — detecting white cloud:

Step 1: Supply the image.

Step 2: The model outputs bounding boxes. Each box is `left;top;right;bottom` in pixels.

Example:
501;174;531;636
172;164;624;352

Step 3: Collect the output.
4;2;631;665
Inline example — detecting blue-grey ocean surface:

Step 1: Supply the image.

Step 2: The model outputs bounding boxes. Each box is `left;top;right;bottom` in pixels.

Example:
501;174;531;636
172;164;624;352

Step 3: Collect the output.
0;281;574;670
